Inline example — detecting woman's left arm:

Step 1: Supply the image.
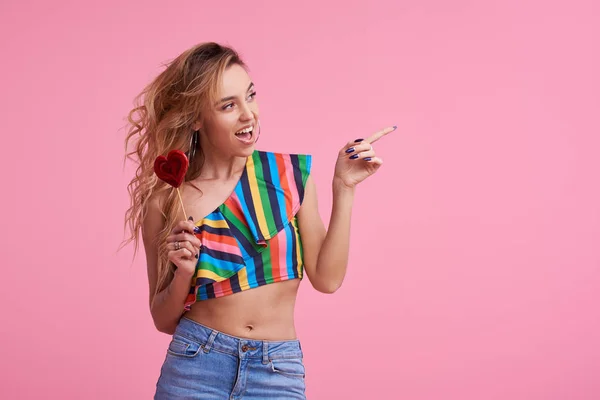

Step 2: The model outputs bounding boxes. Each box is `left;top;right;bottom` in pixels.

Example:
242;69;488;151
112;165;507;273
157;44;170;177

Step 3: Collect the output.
298;125;397;293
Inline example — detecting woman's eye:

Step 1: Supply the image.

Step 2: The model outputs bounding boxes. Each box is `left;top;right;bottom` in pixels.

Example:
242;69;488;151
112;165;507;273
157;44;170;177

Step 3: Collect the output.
222;92;256;110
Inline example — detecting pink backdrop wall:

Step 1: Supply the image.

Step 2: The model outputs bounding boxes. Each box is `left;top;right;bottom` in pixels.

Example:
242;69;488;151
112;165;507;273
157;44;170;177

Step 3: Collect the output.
1;0;599;399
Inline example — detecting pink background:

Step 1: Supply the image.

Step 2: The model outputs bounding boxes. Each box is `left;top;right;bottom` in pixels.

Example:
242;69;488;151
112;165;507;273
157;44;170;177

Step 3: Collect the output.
1;0;599;399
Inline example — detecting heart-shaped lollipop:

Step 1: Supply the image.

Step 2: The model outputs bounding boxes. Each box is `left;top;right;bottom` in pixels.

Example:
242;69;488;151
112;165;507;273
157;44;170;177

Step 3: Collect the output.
154;150;189;188
154;150;190;220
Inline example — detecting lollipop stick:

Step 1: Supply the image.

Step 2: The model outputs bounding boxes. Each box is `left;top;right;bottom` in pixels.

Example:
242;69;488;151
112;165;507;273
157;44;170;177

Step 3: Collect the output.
176;188;188;220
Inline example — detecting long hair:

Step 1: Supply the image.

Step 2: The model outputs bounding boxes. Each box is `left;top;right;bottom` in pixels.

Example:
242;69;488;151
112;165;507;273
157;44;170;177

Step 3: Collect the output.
122;42;246;297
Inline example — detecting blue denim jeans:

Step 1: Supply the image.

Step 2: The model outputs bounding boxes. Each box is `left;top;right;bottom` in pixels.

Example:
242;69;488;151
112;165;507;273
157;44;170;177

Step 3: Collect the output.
154;317;307;399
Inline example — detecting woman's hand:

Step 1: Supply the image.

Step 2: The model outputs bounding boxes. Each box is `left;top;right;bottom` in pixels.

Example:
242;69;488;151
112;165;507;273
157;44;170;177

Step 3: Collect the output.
333;126;397;189
166;217;202;277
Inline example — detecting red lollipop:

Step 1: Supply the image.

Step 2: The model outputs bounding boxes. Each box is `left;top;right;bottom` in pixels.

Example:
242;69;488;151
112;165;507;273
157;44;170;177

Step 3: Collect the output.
154;150;188;188
154;150;190;218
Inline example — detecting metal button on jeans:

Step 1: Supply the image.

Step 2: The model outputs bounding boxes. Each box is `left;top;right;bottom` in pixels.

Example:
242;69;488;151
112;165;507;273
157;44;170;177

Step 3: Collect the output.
241;345;249;352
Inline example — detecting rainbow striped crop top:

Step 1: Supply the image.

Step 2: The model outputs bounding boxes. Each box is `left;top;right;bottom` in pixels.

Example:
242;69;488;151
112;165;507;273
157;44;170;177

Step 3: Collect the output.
184;150;312;310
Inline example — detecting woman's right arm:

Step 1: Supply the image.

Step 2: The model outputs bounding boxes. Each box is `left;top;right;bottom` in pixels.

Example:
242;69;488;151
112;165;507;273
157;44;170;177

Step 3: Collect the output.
142;195;199;335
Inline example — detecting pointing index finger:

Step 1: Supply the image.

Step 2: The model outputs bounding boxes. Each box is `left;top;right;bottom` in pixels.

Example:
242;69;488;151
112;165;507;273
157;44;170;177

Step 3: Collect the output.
365;125;397;144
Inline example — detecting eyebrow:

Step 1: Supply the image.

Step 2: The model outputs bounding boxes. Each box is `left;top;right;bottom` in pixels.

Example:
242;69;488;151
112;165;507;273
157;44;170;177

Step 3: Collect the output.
217;82;255;104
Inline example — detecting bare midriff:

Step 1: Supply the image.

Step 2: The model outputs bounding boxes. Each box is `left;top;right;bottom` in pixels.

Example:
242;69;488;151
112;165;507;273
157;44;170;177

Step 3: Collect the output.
183;279;301;341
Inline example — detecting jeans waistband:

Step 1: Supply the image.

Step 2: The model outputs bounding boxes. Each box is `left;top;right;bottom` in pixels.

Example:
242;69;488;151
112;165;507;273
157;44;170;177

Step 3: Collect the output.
175;317;303;363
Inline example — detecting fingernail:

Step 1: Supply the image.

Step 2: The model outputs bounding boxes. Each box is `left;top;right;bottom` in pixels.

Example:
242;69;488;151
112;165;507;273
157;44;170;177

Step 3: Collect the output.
364;157;372;161
194;253;198;259
350;154;359;159
393;125;397;130
193;226;201;234
354;138;364;142
345;147;355;153
188;216;194;221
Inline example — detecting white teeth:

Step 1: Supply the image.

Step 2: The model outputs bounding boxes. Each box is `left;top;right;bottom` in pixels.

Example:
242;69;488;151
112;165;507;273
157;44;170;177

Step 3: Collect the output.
235;126;253;135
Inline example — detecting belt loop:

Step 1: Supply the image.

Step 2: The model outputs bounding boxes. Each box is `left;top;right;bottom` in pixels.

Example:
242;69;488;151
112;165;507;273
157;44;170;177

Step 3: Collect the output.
203;330;218;353
262;341;269;364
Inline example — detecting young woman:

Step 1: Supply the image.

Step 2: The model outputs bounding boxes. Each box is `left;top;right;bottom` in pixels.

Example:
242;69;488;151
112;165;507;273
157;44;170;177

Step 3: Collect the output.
123;42;395;399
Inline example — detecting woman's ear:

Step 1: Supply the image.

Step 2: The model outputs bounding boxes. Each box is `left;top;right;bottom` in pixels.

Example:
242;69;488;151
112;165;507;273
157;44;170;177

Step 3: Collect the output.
192;120;202;131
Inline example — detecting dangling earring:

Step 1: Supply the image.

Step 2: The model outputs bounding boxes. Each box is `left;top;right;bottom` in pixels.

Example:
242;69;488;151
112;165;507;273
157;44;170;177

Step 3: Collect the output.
254;120;261;144
187;130;199;162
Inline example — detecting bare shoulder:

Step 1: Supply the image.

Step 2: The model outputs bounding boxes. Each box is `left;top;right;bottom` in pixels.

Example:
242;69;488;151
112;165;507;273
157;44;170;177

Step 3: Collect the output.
142;189;168;304
142;190;167;247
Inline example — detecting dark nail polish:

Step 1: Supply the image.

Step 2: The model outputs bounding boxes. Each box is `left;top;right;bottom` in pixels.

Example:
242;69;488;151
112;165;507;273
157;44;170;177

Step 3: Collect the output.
354;138;364;143
345;147;355;153
194;253;198;259
393;125;397;130
193;226;201;234
350;154;359;159
188;216;194;221
364;157;372;161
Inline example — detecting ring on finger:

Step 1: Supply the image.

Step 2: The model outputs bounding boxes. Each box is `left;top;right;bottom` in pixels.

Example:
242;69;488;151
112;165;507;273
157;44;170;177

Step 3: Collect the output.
175;241;180;250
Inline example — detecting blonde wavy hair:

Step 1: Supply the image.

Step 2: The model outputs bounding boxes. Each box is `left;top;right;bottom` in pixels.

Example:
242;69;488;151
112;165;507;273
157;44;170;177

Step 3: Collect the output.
122;42;246;296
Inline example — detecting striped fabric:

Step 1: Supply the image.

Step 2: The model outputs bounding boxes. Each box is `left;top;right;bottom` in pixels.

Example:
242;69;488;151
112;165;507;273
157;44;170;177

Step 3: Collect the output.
184;150;312;310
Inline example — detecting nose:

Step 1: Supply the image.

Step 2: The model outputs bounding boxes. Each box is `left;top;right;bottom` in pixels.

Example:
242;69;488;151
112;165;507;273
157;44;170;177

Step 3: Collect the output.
239;102;255;121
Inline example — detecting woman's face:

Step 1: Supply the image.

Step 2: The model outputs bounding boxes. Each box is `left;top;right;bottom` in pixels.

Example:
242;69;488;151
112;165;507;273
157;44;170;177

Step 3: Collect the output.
199;64;259;158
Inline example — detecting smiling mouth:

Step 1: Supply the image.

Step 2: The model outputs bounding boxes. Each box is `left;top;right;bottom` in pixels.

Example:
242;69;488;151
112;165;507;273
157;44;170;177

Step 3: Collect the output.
235;125;254;143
